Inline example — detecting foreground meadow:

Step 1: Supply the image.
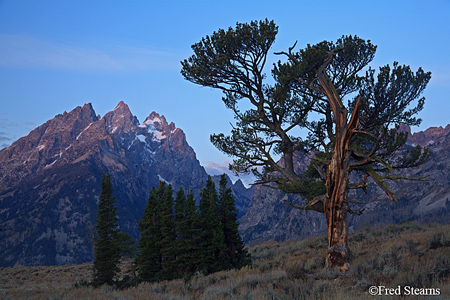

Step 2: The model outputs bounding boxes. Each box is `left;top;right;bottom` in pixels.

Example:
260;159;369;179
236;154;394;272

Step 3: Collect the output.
1;222;450;299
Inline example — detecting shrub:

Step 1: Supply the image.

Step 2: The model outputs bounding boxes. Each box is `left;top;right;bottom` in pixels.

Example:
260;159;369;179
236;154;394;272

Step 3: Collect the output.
4;222;450;299
429;230;450;249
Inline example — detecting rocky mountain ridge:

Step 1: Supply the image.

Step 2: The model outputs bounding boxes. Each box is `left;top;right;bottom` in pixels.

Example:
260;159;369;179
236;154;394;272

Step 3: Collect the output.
0;102;249;267
400;123;450;147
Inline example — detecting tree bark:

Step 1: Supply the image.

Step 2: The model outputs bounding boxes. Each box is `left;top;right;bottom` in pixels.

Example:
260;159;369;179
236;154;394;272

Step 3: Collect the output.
317;60;361;271
324;149;350;270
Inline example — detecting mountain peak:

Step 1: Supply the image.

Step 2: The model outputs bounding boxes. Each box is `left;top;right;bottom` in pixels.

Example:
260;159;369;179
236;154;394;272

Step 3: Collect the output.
0;102;210;267
142;111;167;127
140;111;176;136
398;123;411;135
409;124;450;147
113;101;128;111
103;101;139;133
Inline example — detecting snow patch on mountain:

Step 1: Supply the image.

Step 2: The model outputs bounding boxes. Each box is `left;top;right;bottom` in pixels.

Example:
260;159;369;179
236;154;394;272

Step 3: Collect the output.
157;175;170;184
138;112;170;141
142;114;162;127
136;134;146;143
130;133;156;154
44;160;57;169
76;122;93;140
148;126;166;141
138;123;166;141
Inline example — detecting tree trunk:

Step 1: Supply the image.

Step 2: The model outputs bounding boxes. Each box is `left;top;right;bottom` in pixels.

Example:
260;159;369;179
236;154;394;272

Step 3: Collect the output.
322;101;354;271
324;152;350;271
317;62;361;271
322;105;356;271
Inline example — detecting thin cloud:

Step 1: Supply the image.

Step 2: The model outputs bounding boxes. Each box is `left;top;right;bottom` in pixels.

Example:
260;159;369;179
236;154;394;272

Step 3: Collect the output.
22;121;37;126
0;118;36;128
203;161;233;176
0;118;36;149
0;34;177;72
0;132;11;149
203;161;256;187
0;118;19;127
0;133;11;142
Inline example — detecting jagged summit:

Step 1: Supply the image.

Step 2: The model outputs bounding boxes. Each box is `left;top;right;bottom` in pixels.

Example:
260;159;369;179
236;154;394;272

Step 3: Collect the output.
409;124;450;147
0;103;100;186
0;101;208;267
141;112;177;134
142;111;167;127
398;123;450;147
61;102;97;119
103;101;139;134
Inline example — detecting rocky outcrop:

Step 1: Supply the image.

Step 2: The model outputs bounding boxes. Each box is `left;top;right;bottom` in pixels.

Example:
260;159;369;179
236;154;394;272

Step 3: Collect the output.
400;123;450;147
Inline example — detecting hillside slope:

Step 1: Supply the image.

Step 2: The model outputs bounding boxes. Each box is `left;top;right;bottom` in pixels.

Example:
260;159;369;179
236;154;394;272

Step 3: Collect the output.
1;222;449;299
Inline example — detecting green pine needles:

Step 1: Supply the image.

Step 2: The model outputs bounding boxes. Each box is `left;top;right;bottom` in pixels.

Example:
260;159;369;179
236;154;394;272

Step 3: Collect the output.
92;173;250;288
136;175;251;283
92;173;133;288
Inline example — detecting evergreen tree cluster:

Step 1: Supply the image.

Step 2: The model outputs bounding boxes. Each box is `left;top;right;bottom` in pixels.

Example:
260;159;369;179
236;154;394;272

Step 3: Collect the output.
92;173;250;288
135;174;251;283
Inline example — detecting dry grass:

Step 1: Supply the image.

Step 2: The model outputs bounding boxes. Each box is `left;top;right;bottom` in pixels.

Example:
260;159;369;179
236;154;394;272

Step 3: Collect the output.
1;222;450;299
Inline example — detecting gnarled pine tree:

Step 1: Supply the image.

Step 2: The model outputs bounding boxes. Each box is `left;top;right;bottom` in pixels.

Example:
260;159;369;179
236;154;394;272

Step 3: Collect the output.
181;19;431;270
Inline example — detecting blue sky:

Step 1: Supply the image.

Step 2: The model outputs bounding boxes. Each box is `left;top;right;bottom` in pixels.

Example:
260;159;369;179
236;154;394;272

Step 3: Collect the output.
0;0;449;184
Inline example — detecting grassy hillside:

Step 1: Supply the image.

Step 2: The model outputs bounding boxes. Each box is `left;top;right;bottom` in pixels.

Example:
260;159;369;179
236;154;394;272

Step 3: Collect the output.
1;222;449;299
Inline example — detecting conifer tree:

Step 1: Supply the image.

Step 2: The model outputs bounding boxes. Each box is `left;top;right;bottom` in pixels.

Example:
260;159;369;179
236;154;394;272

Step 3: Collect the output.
198;176;226;274
173;188;188;275
180;190;202;280
159;184;177;280
136;178;250;283
218;174;251;270
174;187;187;246
136;184;164;282
92;173;122;287
173;188;201;280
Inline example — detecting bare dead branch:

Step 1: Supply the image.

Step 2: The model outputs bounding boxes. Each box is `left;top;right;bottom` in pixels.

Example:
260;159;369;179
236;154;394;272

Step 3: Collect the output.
348;207;365;215
348;182;368;190
283;195;325;213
